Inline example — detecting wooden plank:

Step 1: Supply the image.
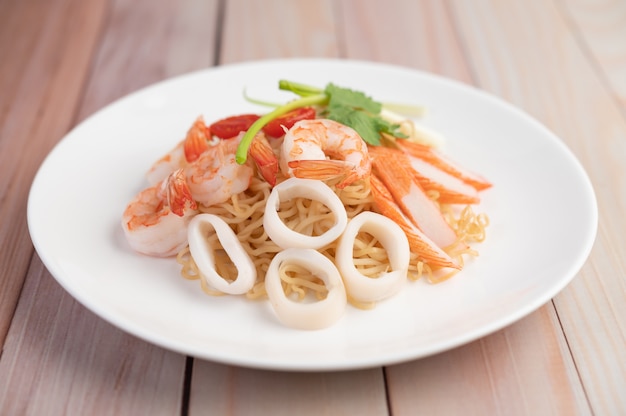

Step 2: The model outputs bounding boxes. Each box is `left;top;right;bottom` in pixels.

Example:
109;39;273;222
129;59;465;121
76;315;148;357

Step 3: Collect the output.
190;362;388;416
560;0;626;110
449;0;626;414
0;0;219;414
339;0;592;413
219;0;339;64
0;0;108;348
0;255;185;415
386;307;590;415
188;1;390;415
338;0;474;82
77;0;221;119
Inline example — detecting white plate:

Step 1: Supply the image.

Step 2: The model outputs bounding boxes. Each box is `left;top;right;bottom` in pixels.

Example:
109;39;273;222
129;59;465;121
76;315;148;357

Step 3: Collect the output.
28;59;597;371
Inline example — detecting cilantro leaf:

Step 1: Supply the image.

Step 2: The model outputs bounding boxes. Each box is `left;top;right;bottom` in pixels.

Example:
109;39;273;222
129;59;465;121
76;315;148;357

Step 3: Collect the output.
324;83;382;114
237;80;407;163
323;83;405;145
323;106;382;145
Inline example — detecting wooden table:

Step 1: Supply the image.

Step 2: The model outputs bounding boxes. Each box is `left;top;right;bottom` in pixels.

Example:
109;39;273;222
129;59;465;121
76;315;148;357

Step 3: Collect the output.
1;0;624;414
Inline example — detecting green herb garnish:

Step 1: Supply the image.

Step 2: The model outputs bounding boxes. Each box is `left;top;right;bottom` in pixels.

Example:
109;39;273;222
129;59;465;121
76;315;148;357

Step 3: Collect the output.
235;80;407;164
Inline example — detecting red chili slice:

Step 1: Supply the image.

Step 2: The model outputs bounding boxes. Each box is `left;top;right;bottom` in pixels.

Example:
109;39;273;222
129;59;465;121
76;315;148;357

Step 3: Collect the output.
209;114;261;139
262;107;316;138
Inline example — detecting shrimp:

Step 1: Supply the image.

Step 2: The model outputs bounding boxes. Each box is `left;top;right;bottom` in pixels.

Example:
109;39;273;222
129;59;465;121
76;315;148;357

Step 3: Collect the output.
183;116;212;162
145;116;212;185
248;133;279;186
280;119;371;188
122;168;198;257
145;140;186;186
147;116;279;188
184;132;255;207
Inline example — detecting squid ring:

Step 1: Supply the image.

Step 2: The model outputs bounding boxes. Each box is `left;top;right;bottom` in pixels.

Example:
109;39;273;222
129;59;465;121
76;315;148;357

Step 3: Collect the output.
187;213;256;295
336;211;410;303
263;178;348;249
265;248;347;330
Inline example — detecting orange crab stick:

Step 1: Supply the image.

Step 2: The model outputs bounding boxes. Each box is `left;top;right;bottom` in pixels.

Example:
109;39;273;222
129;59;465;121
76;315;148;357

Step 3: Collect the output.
369;146;460;251
369;175;460;269
398;140;492;191
406;155;480;205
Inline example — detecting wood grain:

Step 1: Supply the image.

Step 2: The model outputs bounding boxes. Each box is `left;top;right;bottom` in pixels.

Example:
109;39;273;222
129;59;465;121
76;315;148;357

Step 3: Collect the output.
1;0;625;413
219;0;339;64
77;0;221;120
189;362;388;416
338;0;474;82
0;0;108;348
0;0;218;414
386;308;590;415
186;2;390;414
341;0;592;413
560;0;626;110
450;0;626;413
0;255;185;415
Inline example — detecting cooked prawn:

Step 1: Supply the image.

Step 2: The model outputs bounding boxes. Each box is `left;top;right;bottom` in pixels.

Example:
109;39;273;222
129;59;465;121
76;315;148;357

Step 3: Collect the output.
122;168;198;257
184;132;254;207
248;132;279;186
147;116;278;188
280;119;371;188
183;116;213;162
146;116;212;185
145;140;187;186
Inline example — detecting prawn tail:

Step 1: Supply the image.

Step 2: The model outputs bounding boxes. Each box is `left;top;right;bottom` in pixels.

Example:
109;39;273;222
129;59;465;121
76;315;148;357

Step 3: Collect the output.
183;116;211;163
288;159;352;183
335;170;369;189
249;134;278;186
164;169;197;216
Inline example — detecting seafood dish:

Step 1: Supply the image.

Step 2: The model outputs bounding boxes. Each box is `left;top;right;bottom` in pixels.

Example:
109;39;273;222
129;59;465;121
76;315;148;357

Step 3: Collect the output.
121;80;491;330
